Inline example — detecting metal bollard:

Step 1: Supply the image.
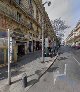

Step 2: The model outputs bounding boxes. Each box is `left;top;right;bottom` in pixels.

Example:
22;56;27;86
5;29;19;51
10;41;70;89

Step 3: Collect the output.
22;73;27;88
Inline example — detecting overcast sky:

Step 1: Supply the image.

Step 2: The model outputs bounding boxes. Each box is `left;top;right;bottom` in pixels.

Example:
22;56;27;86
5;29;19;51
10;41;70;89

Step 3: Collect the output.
42;0;80;40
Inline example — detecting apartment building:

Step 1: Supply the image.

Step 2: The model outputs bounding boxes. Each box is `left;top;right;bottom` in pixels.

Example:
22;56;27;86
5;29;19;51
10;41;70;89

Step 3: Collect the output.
66;30;74;46
74;22;80;45
0;0;55;65
66;21;80;46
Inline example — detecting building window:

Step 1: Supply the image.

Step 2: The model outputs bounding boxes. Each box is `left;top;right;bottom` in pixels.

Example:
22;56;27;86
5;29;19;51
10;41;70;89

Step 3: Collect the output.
28;0;34;17
29;22;33;29
29;33;32;36
30;22;32;26
28;0;32;4
33;34;34;37
16;0;21;4
17;12;21;21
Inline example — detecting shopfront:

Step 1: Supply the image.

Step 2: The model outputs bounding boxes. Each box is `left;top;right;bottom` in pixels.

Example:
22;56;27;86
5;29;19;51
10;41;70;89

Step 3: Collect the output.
0;31;17;65
36;41;40;50
16;41;26;56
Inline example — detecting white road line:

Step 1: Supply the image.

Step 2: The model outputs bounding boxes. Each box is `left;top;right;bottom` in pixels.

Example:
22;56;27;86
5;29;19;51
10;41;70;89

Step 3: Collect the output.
64;64;67;75
73;56;80;66
53;64;67;85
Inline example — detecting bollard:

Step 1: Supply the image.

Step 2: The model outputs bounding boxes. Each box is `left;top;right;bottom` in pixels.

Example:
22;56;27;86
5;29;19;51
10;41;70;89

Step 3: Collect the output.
22;73;27;88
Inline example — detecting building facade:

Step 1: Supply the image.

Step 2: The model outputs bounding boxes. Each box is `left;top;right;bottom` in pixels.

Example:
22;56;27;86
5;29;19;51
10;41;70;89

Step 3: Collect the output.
66;21;80;46
0;0;55;65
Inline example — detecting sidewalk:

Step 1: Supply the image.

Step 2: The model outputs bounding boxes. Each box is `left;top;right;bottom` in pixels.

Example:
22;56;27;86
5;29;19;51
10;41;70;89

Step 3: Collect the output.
0;51;58;92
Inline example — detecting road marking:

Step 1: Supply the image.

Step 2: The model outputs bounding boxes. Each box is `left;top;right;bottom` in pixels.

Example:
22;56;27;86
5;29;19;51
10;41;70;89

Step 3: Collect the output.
53;64;67;85
73;56;80;66
64;64;67;75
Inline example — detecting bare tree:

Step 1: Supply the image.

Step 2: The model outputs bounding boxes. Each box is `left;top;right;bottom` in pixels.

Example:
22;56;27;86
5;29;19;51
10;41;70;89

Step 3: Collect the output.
51;18;70;42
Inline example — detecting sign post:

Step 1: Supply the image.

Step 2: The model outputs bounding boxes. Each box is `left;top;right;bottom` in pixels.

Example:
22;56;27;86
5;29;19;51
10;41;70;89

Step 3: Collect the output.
8;29;12;85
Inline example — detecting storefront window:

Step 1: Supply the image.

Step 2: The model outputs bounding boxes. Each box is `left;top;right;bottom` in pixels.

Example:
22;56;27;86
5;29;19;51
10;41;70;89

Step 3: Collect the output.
0;31;7;38
15;0;21;4
0;49;4;64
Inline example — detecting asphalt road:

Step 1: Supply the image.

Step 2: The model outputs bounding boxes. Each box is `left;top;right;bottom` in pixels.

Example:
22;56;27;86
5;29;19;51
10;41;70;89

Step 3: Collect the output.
27;46;80;92
70;47;80;64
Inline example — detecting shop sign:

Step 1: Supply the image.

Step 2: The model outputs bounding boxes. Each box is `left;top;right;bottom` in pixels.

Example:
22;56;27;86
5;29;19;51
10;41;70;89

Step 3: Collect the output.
10;37;12;63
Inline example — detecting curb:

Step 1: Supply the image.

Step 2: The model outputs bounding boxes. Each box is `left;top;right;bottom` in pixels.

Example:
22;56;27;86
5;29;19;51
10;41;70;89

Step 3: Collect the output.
26;54;58;91
39;55;58;79
0;54;58;92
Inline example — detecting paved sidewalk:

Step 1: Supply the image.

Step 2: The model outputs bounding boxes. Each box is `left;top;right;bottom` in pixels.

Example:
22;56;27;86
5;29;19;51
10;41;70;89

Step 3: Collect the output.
0;51;57;92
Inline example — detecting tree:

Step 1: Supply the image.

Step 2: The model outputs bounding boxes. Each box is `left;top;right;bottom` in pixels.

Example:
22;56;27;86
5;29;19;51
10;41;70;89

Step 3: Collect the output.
51;18;70;44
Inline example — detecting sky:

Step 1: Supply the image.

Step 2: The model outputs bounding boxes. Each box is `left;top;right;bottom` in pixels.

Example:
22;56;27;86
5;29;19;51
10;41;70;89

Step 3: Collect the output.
42;0;80;40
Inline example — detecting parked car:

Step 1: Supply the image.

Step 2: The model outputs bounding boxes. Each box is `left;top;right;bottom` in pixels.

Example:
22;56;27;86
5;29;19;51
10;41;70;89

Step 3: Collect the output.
71;43;80;49
71;44;76;48
44;47;53;57
75;44;80;49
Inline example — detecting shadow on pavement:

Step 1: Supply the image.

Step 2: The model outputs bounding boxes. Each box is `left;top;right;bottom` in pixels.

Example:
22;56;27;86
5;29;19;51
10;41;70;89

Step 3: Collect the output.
47;66;59;72
27;69;46;87
20;69;43;87
58;57;68;61
35;70;42;76
0;66;25;81
27;79;38;86
12;79;22;84
26;67;59;87
17;51;41;65
11;70;25;78
27;74;35;78
0;51;41;81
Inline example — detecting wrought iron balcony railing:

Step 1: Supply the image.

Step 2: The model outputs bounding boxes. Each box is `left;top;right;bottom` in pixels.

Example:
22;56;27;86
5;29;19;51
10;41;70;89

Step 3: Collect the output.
12;0;41;28
12;0;34;18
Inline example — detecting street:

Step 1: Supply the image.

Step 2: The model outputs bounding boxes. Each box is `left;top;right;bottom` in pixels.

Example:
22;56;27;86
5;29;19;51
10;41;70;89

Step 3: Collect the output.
27;46;80;92
0;0;80;92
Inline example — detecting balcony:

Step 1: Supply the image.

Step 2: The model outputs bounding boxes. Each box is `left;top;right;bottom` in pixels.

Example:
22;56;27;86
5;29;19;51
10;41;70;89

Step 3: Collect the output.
12;0;35;19
12;0;30;14
12;0;41;28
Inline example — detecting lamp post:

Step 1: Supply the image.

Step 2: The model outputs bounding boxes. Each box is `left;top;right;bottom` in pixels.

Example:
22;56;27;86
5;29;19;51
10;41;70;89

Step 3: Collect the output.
41;1;51;63
8;29;13;85
43;1;51;6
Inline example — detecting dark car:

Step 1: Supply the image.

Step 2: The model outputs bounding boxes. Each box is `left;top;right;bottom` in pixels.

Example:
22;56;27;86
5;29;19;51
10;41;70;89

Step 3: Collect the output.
75;44;80;49
44;47;53;57
71;44;76;48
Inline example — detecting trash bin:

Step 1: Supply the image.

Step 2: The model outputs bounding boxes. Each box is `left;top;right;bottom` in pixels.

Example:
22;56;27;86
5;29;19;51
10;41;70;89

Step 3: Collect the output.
22;73;27;88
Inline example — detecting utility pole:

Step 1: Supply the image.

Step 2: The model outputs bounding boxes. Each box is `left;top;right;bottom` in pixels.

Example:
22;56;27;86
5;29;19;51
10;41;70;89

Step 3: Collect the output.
8;29;12;85
42;17;44;62
41;1;51;63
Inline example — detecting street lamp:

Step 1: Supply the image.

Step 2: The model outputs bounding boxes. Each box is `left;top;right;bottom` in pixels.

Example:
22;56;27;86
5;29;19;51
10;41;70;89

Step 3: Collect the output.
43;1;51;6
41;1;51;63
